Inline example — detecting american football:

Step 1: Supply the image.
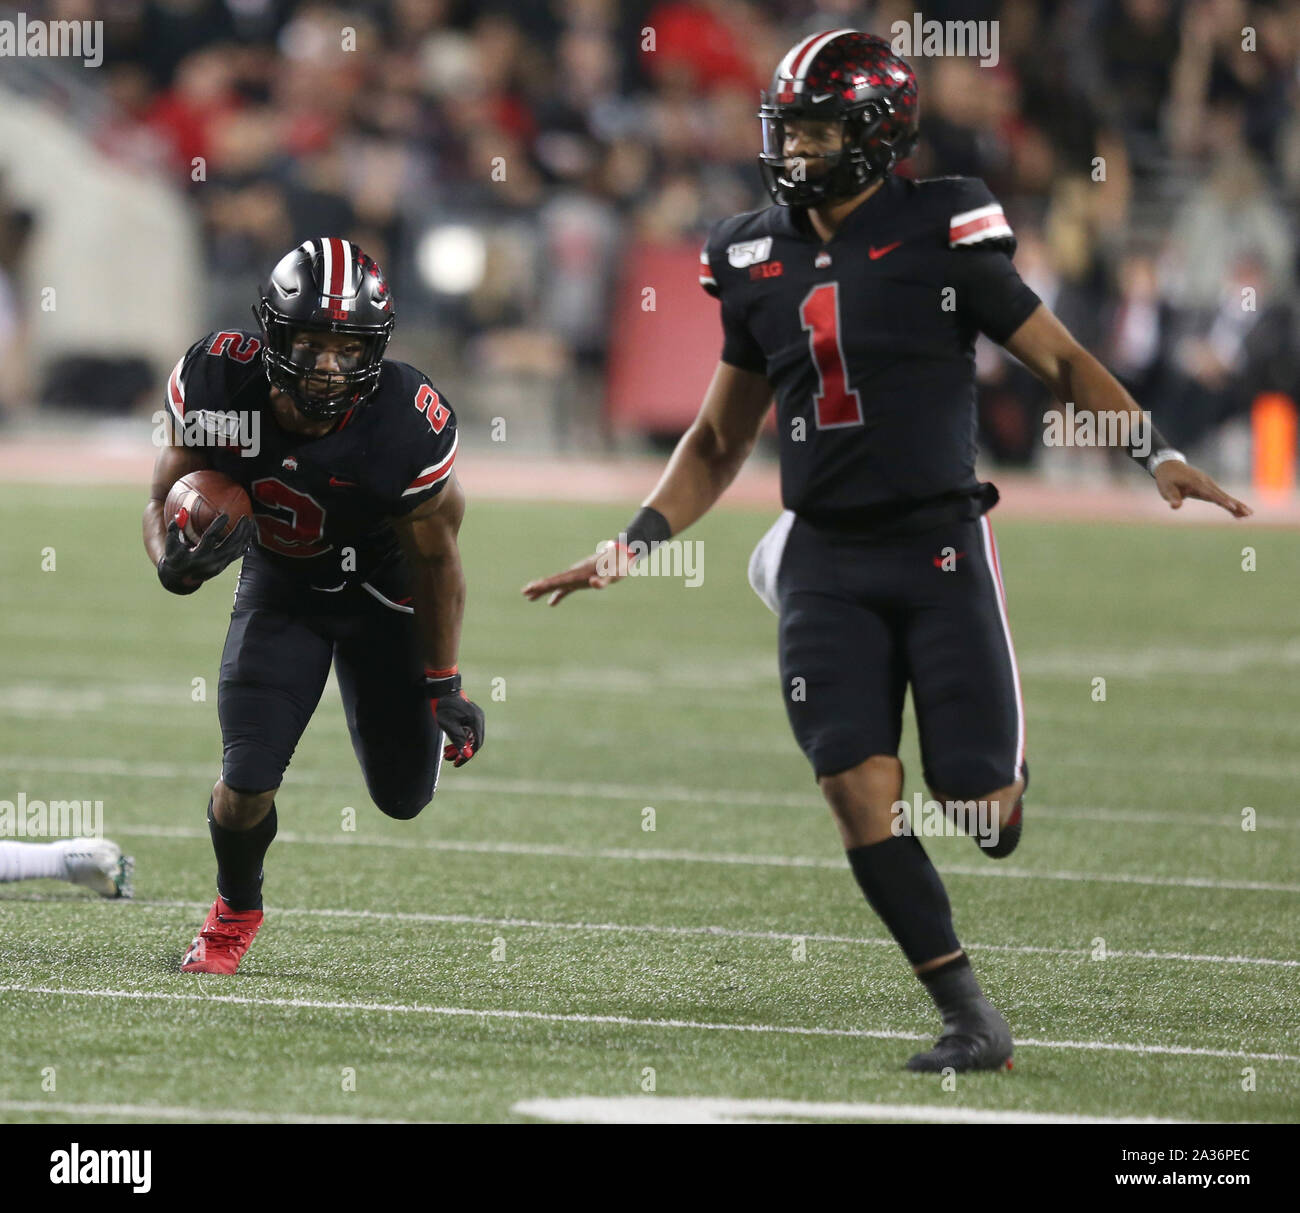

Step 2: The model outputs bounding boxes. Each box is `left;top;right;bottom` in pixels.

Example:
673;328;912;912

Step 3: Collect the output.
163;470;253;547
0;0;1295;1172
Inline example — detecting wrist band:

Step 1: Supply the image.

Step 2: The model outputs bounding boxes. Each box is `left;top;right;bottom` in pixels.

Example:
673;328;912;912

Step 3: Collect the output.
425;670;462;698
1147;449;1186;475
1128;414;1177;475
621;506;672;552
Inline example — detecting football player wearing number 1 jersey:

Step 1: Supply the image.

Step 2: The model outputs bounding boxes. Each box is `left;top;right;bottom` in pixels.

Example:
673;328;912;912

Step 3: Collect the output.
525;31;1250;1071
143;239;485;975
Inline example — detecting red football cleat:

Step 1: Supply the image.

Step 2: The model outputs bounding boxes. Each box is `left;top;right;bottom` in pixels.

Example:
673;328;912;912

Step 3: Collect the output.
180;895;263;974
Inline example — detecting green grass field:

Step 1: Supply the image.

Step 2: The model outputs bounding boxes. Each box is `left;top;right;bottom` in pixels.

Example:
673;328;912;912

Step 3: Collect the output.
1;483;1296;1124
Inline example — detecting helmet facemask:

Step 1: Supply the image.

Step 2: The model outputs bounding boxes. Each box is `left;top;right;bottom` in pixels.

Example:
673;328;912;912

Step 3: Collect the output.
758;99;904;207
253;238;397;421
256;302;392;420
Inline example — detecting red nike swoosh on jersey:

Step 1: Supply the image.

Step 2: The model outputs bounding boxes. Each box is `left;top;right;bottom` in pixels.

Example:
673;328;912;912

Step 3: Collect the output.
933;551;966;568
329;477;357;488
869;241;902;260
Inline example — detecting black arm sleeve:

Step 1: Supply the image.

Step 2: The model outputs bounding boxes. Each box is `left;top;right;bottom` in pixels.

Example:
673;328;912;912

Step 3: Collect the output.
947;248;1042;345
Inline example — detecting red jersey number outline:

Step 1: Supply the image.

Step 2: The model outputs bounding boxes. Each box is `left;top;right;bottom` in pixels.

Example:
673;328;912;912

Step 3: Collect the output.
414;383;450;433
207;331;262;363
251;477;331;558
799;282;864;429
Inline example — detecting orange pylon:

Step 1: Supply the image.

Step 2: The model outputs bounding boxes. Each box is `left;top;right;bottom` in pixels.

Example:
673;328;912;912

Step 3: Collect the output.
1252;392;1296;499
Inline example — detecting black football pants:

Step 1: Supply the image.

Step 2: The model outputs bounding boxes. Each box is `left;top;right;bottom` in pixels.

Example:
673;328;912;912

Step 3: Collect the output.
776;513;1026;793
217;550;442;818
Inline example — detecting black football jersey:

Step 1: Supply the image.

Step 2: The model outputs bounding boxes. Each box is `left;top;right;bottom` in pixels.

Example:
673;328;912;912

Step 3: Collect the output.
163;329;458;585
700;175;1041;522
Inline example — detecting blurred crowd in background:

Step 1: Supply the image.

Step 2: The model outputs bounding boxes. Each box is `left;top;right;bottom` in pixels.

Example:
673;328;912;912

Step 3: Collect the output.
2;0;1299;471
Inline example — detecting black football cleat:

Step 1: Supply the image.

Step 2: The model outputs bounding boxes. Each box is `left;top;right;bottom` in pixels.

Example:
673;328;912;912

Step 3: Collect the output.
906;1001;1014;1073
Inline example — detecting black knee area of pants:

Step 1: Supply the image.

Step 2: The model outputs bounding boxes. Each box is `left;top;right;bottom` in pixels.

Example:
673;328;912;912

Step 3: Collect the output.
846;835;961;967
371;786;433;821
363;752;438;820
208;798;278;912
220;780;277;797
924;750;1013;801
220;740;293;801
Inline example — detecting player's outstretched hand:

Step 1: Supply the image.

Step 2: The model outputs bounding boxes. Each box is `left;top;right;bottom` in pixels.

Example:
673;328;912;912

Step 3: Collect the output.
158;514;255;594
521;542;628;607
1155;461;1252;518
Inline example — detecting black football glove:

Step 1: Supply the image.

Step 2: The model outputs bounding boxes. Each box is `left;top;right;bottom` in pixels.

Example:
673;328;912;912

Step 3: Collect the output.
425;672;486;767
157;513;254;595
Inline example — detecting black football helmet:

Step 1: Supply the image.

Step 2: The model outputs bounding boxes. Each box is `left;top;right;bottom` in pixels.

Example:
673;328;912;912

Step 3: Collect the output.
254;238;395;419
758;29;919;207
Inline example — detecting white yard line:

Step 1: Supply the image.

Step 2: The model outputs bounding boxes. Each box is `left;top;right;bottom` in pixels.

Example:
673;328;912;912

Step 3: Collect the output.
0;1099;413;1124
120;897;1299;969
6;679;1300;736
551;739;1300;783
931;863;1300;894
511;1096;1201;1125
8;635;1300;684
0;984;1295;1063
96;821;1300;895
3;752;1298;829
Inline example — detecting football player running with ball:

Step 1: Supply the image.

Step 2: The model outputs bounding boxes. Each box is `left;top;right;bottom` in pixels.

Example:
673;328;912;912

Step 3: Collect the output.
144;240;485;975
525;31;1250;1072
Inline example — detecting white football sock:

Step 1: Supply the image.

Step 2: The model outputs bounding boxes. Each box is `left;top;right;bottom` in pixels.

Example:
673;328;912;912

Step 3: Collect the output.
0;840;67;882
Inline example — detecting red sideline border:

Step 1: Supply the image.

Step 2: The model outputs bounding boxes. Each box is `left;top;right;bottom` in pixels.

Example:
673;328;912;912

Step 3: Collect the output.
0;437;1294;527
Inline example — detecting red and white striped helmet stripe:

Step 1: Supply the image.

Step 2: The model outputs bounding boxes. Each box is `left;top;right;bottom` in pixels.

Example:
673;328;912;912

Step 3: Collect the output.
316;236;357;311
775;28;856;94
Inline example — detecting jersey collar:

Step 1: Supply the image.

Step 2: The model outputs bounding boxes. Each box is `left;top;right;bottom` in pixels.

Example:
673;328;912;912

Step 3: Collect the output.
781;175;902;245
